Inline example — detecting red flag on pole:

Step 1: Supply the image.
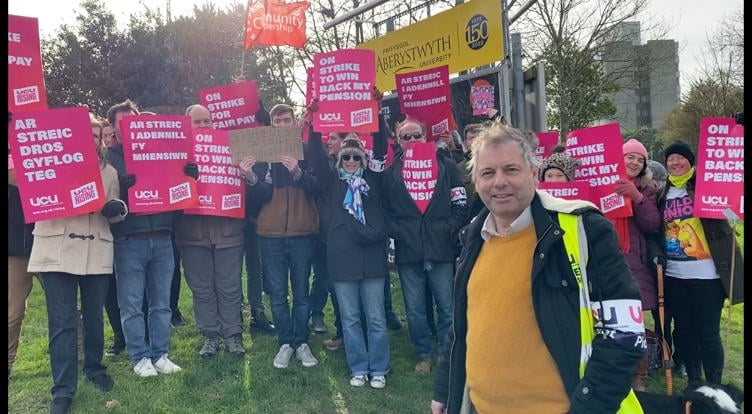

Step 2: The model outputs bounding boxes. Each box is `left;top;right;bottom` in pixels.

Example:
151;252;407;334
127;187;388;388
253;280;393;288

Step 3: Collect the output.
244;0;309;50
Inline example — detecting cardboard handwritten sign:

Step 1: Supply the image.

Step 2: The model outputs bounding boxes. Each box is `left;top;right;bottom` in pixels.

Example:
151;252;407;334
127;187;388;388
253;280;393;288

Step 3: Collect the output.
9;15;48;112
313;49;379;134
538;181;591;202
396;65;453;140
199;81;261;131
402;142;438;214
120;114;199;213
694;117;744;219
228;126;304;163
184;129;245;218
565;123;632;218
8;107;105;222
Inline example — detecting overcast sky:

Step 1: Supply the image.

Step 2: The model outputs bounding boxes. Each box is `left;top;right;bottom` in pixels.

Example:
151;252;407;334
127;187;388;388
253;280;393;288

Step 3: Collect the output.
9;0;743;99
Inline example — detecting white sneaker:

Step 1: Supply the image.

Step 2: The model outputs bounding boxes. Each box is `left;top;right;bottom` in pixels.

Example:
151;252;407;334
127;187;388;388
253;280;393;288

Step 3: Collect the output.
273;344;295;369
133;357;158;377
295;343;318;367
349;374;367;387
370;375;386;389
153;354;182;374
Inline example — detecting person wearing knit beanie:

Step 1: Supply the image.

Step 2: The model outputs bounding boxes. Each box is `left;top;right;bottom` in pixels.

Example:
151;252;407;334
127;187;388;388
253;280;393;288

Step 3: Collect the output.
337;138;368;173
623;138;649;178
664;140;695;167
539;145;581;182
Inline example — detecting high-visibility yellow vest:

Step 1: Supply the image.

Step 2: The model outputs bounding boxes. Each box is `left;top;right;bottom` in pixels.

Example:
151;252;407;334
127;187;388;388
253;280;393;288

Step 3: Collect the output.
559;213;643;414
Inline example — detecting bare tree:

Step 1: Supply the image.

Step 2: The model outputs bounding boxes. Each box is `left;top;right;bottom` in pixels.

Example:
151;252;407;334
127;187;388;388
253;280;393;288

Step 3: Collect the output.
515;0;672;135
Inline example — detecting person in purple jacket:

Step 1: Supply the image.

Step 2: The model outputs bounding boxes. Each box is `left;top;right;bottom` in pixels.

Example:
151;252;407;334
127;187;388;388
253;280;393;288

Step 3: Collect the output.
613;138;661;391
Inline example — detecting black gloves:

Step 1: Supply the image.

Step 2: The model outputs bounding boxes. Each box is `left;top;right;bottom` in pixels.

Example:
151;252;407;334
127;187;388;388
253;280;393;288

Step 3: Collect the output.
119;174;136;189
101;200;126;218
652;256;667;268
118;174;136;200
184;162;199;179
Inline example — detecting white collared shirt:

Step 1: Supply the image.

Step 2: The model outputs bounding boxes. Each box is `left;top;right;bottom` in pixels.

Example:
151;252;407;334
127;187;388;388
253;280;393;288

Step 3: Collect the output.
480;206;534;241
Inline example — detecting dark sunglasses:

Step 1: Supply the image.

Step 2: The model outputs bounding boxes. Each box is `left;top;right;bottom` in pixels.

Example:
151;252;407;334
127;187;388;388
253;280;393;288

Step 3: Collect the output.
400;132;424;141
341;154;362;162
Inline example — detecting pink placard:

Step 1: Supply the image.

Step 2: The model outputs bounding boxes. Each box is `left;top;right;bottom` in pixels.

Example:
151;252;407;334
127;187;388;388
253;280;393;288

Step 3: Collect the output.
9;15;48;112
8;107;106;222
306;67;317;106
538;181;591;202
694;118;744;219
396;65;452;140
402;142;438;214
120;114;199;213
313;49;379;134
199;81;261;131
183;129;245;218
535;131;560;160
565;123;632;218
470;82;495;116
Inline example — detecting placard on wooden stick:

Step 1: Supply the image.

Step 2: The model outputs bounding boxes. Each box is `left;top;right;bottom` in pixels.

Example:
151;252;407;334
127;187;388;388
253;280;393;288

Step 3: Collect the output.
228;126;304;163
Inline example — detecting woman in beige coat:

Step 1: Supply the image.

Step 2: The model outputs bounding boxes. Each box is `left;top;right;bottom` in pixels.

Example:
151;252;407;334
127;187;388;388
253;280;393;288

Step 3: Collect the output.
27;113;128;414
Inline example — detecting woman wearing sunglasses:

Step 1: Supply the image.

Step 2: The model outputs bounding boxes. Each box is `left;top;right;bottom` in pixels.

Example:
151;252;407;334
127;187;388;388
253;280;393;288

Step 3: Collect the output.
307;106;392;389
381;118;468;375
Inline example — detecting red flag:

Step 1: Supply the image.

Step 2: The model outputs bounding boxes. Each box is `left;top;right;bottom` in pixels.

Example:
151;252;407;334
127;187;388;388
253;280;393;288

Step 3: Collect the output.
244;0;309;50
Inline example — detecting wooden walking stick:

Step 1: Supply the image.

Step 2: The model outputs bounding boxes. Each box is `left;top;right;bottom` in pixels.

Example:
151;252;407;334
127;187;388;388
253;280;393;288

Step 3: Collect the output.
722;209;740;347
656;262;673;395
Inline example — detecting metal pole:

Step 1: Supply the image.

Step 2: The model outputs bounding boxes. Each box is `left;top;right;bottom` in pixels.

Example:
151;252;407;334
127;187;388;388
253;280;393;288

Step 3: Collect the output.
511;33;525;128
323;0;391;30
535;62;547;131
499;0;512;123
510;0;538;24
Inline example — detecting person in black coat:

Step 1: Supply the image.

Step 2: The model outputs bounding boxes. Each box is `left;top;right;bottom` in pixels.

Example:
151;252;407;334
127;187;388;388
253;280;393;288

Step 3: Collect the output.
381;118;468;374
309;131;391;388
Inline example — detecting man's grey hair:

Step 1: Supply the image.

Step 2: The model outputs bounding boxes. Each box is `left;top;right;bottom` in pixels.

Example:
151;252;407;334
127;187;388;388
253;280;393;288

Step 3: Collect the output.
467;121;540;177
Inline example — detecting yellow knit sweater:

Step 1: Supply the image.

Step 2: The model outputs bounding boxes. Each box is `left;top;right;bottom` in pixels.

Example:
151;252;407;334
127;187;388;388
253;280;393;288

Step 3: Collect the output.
466;224;570;413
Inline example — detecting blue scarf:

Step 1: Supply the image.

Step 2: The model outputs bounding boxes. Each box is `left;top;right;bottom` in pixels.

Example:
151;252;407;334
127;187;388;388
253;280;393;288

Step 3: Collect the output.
339;167;369;225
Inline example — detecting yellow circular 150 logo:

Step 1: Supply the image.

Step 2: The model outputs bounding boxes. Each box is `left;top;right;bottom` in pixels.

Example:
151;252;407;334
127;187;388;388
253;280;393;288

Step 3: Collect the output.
465;14;489;50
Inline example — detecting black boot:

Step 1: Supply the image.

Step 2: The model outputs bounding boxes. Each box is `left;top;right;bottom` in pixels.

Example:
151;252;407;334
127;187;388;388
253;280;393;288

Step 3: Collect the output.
704;367;723;385
685;360;703;388
250;308;275;334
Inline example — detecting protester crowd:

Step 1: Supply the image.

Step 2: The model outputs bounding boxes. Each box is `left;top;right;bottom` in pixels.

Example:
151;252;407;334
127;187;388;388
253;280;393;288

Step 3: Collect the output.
8;91;743;414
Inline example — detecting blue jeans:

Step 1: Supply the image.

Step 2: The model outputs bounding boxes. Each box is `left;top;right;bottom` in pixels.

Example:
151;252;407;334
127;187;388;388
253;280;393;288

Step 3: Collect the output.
260;235;315;347
333;278;390;376
114;234;174;364
42;272;109;399
397;261;453;359
310;241;343;337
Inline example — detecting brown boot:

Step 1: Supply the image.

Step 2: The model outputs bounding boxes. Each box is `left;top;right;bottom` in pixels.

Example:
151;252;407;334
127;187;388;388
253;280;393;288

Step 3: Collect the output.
632;352;649;391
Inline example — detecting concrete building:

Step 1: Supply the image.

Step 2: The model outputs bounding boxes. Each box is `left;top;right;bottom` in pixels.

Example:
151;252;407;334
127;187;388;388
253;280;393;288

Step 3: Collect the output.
601;22;680;130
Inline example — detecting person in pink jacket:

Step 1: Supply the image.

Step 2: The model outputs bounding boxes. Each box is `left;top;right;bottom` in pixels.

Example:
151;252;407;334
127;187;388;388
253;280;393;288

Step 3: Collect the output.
27;113;128;414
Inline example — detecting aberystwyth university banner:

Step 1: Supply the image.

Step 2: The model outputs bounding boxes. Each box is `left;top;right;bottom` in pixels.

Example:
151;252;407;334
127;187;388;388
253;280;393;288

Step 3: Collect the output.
358;0;503;92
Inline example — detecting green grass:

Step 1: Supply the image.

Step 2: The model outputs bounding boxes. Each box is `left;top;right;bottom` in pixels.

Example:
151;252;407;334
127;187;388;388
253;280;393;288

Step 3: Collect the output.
9;271;745;413
8;273;435;414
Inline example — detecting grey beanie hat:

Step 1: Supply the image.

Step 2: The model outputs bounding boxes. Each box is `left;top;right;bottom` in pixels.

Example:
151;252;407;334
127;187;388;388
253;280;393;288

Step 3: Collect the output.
647;160;667;182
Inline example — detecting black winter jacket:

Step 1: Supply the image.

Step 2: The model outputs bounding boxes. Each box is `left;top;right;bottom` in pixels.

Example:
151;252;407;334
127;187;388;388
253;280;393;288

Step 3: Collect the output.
647;173;744;304
104;143;176;238
382;147;467;264
308;122;389;282
433;191;645;414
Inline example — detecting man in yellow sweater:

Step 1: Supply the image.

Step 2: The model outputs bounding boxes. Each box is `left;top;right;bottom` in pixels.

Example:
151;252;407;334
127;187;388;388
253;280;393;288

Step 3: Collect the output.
431;122;645;413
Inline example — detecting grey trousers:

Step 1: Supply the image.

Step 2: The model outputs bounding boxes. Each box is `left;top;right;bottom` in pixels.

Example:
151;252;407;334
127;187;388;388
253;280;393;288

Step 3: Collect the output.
180;245;244;338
